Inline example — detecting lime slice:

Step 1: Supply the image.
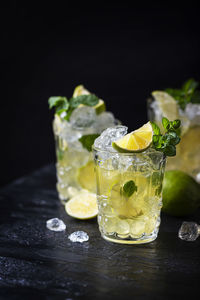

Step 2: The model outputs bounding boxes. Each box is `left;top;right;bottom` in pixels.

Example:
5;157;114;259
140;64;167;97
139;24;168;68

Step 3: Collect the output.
112;122;153;153
65;190;98;219
73;85;105;114
77;161;96;193
152;91;178;121
73;85;90;97
93;99;106;115
53;114;63;135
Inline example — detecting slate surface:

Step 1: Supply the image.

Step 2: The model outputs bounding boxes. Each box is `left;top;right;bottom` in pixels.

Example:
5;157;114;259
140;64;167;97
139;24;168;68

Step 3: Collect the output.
0;165;199;300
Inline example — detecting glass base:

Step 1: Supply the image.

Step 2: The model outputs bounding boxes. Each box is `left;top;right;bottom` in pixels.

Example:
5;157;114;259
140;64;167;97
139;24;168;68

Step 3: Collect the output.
101;232;158;244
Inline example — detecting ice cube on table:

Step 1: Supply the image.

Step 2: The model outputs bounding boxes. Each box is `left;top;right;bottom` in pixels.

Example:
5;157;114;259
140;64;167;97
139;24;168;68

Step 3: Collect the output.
46;218;66;232
178;221;200;241
68;231;89;243
70;106;96;129
94;125;128;150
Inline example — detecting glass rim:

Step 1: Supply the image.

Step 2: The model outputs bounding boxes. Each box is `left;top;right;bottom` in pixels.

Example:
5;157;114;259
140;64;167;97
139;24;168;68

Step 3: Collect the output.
92;145;166;158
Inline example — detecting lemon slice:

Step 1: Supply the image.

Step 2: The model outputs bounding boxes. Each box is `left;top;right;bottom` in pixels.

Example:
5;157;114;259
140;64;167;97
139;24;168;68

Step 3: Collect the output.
77;161;96;193
65;190;98;219
73;85;106;114
152;91;179;121
112;122;153;153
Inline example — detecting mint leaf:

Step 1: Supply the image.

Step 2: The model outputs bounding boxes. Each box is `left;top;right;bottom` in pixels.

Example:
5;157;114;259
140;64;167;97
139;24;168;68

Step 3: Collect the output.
48;97;69;115
191;90;200;104
151;122;160;135
165;79;199;110
70;94;99;108
48;96;68;109
152;135;160;144
164;144;176;156
172;119;181;129
122;180;137;198
162;117;170;130
79;134;100;152
182;78;199;94
48;92;99;122
151;117;181;157
167;131;180;145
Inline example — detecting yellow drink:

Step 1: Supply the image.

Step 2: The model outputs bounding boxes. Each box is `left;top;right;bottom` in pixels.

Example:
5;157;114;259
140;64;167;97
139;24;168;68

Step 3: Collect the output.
93;147;166;244
53;111;118;203
148;97;200;181
166;126;200;177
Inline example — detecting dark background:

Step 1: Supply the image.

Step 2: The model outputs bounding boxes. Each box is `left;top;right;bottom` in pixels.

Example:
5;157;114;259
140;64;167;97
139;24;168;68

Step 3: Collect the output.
1;2;200;186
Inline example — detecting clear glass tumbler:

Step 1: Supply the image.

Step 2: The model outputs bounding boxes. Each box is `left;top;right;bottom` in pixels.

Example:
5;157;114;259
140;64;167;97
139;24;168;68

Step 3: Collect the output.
93;146;166;244
53;108;118;203
148;98;200;181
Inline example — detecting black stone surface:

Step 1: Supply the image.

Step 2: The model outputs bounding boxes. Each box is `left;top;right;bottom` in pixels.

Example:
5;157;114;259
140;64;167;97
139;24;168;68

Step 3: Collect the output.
0;165;199;299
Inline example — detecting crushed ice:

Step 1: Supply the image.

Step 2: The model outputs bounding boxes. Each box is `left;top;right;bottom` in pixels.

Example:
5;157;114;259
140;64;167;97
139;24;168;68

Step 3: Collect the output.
94;125;128;150
46;218;66;232
68;231;89;243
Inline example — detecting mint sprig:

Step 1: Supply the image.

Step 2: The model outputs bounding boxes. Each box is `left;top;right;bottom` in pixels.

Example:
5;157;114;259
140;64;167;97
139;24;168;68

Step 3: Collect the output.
48;93;99;121
79;134;100;152
122;180;137;198
48;97;69;115
165;78;200;110
151;117;181;157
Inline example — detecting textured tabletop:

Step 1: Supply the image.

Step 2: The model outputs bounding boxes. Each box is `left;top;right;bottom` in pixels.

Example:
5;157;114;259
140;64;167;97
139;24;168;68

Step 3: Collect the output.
0;165;199;299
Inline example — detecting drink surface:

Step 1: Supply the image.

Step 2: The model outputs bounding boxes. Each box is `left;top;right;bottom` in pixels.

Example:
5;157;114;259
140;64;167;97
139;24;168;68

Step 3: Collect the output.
93;126;166;244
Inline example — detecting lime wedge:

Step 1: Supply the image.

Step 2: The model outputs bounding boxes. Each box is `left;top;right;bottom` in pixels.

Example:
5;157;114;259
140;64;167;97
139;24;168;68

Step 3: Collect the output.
93;99;106;115
73;84;105;114
112;122;153;153
152;91;178;121
73;85;90;97
65;190;98;219
77;161;96;193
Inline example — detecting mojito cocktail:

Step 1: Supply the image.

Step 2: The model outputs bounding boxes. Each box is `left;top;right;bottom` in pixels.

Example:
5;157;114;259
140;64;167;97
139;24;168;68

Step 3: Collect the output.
148;79;200;181
93;124;167;244
49;85;119;203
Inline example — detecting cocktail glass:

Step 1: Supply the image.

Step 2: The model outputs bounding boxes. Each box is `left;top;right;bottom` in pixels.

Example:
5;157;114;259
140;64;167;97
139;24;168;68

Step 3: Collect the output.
52;93;119;204
148;98;200;182
93;127;166;244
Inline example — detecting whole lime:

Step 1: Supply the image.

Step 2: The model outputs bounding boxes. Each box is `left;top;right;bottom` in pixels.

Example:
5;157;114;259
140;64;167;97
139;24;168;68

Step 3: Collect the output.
162;170;200;216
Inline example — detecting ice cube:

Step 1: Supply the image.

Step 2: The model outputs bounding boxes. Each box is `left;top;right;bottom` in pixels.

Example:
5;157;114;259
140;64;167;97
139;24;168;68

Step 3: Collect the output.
178;221;200;241
185;103;200;125
56;119;81;142
70;106;96;129
68;231;89;243
94;125;128;150
46;218;66;232
95;112;116;133
149;100;162;122
196;172;200;184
